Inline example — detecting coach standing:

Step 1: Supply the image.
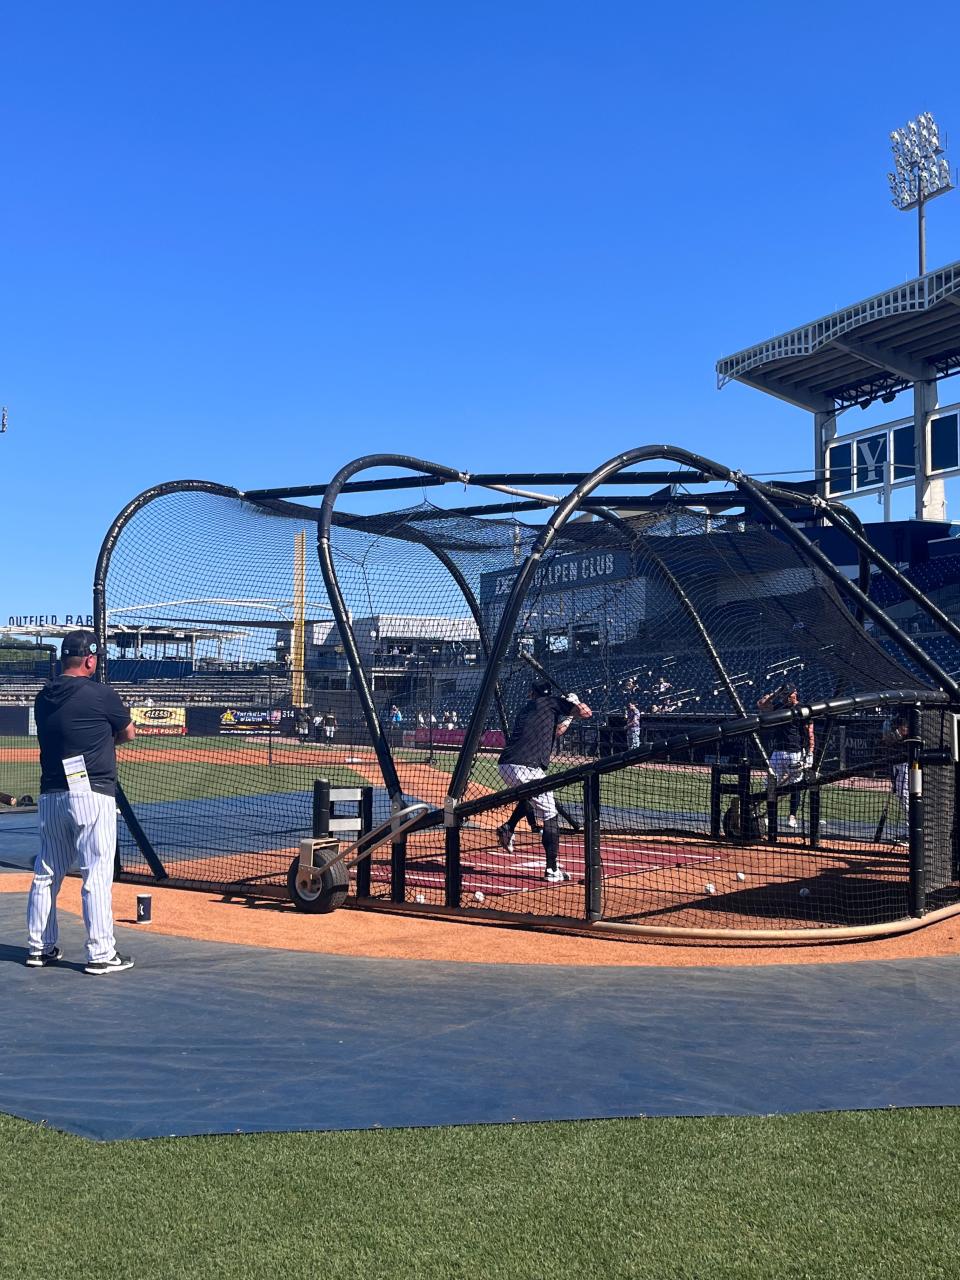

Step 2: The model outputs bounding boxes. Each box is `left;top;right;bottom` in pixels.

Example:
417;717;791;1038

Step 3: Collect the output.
26;631;136;974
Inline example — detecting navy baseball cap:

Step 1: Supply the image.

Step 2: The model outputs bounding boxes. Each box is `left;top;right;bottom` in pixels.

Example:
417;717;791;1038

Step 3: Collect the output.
530;679;552;696
61;630;99;658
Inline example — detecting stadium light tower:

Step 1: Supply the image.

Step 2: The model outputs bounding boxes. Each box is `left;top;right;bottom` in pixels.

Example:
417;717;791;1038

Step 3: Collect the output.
888;111;953;274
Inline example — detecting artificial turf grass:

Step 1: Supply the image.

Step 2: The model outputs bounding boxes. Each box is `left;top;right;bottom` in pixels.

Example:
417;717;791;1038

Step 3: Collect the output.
5;733;890;827
1;1109;958;1280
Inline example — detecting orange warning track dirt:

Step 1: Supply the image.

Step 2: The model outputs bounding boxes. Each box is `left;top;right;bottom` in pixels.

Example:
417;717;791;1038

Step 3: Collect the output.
3;871;960;968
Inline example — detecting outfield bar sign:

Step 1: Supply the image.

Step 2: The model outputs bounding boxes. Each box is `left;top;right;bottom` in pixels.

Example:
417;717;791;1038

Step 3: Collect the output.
131;706;186;736
7;613;95;627
826;408;960;497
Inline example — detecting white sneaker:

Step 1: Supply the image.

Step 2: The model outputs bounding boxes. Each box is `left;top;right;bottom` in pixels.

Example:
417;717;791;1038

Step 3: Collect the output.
787;814;798;830
84;953;135;976
544;866;571;883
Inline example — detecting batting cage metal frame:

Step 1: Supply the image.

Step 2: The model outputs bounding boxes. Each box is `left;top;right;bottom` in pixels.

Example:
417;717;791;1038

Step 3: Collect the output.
73;443;960;940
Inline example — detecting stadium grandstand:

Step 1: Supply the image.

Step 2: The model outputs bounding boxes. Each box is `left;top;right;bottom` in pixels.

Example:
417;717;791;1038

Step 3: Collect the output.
715;257;960;691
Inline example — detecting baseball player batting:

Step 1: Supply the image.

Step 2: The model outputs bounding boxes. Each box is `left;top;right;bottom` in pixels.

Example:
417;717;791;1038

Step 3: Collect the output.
497;677;592;881
26;630;137;974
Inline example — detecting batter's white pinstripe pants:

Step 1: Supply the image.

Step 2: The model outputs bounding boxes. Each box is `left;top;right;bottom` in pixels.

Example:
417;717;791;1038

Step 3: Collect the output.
27;791;118;963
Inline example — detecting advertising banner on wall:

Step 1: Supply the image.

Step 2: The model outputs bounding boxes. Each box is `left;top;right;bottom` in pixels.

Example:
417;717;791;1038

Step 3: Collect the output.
218;708;289;734
131;706;187;736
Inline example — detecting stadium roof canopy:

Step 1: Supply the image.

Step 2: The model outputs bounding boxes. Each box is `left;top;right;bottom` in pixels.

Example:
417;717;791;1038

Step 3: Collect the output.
0;624;246;645
716;260;960;413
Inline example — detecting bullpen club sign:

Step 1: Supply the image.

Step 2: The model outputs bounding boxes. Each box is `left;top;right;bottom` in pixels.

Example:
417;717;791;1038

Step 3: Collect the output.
131;706;186;736
479;550;634;604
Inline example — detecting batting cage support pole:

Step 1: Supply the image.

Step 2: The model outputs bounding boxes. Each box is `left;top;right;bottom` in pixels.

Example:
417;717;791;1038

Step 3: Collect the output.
709;765;722;839
391;832;406;904
243;470;714;501
312;780;331;837
115;783;168;880
583;773;602;921
809;783;821;848
355;788;374;899
737;759;752;846
445;820;462;909
908;706;926;918
766;771;779;843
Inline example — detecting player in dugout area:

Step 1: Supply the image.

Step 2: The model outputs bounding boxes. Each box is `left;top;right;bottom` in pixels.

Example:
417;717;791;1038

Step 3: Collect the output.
496;679;592;882
756;681;814;831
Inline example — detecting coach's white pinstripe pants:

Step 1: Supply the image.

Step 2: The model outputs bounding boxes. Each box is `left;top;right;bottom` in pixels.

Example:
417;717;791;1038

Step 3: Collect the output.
27;791;118;962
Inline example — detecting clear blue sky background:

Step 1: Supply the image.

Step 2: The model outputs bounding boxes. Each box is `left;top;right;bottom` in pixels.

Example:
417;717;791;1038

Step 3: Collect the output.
3;0;959;617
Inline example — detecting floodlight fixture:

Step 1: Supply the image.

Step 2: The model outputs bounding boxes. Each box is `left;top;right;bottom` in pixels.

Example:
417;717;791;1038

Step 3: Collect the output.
887;111;954;273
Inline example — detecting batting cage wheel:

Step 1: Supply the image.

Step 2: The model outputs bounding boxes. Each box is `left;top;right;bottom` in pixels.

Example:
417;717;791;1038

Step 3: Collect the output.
287;856;350;913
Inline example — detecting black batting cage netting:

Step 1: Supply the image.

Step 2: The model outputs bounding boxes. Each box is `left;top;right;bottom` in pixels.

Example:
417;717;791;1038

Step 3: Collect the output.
14;446;957;938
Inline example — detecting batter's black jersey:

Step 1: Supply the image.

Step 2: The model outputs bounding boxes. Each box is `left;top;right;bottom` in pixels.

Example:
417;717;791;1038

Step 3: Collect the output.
499;694;579;770
35;676;131;796
770;719;804;753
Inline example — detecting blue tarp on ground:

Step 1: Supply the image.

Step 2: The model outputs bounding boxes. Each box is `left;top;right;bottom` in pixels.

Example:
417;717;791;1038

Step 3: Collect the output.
0;813;39;870
1;892;959;1141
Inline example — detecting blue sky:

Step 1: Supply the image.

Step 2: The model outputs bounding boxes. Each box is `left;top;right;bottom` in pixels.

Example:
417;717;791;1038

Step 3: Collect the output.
3;0;960;618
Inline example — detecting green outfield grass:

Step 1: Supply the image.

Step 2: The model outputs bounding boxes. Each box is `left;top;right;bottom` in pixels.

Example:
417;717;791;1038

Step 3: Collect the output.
118;757;372;804
0;736;41;799
0;1108;957;1279
421;747;893;831
1;736;372;806
2;731;894;832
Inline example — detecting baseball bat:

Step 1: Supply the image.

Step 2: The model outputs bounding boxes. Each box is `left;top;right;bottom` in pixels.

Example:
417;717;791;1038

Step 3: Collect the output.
517;647;568;696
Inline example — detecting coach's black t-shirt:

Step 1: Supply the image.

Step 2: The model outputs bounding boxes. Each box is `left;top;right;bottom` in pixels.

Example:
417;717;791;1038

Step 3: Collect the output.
499;694;578;771
35;676;131;796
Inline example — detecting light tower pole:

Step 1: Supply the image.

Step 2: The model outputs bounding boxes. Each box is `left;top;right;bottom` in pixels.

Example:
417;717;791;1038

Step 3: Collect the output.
888;111;953;275
888;113;955;521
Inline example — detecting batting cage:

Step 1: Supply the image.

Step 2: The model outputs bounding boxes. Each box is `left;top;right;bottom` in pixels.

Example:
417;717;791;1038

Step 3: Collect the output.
84;447;960;939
